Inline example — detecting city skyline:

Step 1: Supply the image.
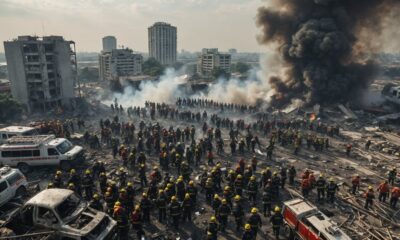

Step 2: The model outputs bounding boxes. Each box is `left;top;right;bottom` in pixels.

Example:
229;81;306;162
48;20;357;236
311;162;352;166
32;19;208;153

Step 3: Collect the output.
0;0;264;53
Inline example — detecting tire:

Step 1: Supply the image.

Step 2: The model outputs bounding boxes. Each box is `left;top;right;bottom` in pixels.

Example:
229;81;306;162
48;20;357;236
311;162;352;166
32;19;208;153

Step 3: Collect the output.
17;163;30;174
15;186;27;198
60;161;71;171
283;224;294;240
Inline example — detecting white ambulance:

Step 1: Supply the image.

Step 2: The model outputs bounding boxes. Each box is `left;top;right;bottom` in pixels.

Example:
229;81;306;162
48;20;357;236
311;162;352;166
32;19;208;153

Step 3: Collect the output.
0;126;38;144
0;135;85;173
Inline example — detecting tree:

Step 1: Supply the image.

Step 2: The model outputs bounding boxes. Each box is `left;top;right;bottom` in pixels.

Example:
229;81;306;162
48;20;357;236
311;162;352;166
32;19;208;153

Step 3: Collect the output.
212;67;230;79
143;58;165;76
234;62;250;74
0;93;23;121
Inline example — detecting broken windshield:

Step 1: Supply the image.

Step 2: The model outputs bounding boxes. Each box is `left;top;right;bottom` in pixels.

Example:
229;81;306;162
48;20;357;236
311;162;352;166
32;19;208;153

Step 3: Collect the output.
56;140;73;154
56;193;84;222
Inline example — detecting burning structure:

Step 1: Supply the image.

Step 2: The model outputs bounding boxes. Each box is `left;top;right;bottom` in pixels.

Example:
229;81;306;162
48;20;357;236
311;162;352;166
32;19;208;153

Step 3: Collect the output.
256;0;400;107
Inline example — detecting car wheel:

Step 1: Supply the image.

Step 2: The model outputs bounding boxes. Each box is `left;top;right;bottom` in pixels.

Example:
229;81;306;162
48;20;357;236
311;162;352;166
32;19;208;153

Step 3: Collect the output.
60;161;71;171
283;224;294;240
17;163;30;174
16;186;27;198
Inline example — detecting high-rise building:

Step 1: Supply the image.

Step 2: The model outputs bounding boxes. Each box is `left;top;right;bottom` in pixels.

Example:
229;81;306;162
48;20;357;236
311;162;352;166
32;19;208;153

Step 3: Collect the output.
102;36;117;52
148;22;177;65
197;48;231;77
99;48;143;81
4;36;77;112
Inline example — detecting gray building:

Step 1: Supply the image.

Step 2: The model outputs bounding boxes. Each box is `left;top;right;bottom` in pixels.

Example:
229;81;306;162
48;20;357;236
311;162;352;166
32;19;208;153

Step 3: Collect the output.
4;36;76;112
102;36;117;52
197;48;231;77
99;48;143;81
148;22;177;65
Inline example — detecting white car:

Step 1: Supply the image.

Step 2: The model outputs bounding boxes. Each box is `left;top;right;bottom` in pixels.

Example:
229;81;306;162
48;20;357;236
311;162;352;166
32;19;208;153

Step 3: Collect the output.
0;166;29;207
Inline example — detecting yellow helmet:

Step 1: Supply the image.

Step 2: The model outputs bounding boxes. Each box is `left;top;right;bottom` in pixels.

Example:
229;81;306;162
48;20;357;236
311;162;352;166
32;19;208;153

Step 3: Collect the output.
142;192;147;198
319;174;323;178
216;163;221;168
56;171;62;175
210;216;217;223
274;206;281;212
70;169;76;174
127;182;133;187
214;194;219;200
177;178;183;183
93;194;99;200
100;172;106;176
245;223;251;231
185;193;190;199
368;185;373;190
250;176;256;181
189;180;194;186
47;183;53;188
85;169;91;175
178;175;183;180
120;188;126;193
221;199;227;204
153;166;158;170
68;183;74;188
273;171;278;176
229;169;234;174
266;167;270;171
234;195;241;201
167;183;173;188
171;196;177;201
237;174;243;179
105;191;111;197
114;201;121;207
224;186;230;191
251;207;258;214
140;164;145;168
135;204;141;211
119;167;124;172
329;178;334;182
159;189;164;194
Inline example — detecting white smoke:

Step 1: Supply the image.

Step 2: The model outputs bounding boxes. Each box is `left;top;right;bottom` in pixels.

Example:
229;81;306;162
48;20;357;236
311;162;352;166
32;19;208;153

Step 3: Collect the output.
102;54;280;108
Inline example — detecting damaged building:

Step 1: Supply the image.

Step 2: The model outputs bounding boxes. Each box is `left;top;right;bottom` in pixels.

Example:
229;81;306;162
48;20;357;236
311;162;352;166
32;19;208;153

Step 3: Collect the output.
3;36;77;113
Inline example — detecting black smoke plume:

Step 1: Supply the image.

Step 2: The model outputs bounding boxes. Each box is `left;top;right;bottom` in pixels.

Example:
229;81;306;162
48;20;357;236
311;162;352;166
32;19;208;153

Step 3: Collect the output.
257;0;399;107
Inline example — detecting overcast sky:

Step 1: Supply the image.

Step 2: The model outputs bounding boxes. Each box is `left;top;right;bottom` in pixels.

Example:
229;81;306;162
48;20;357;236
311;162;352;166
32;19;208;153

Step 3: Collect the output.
0;0;265;53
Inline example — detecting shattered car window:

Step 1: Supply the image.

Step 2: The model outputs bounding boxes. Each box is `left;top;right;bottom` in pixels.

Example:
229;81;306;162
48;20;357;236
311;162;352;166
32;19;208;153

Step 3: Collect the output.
56;140;73;154
56;194;81;220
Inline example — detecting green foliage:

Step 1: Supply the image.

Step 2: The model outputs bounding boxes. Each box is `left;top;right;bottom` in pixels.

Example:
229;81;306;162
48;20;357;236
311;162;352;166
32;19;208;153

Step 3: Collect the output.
143;58;165;76
212;67;230;79
0;93;22;121
78;67;99;82
233;62;251;74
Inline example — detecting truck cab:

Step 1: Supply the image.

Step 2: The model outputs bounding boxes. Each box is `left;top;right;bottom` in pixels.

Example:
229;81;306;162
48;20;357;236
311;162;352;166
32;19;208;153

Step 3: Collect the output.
282;198;351;240
5;189;116;239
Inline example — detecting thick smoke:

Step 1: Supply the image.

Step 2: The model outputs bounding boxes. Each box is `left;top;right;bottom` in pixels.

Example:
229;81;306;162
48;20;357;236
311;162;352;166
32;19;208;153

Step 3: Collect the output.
256;0;400;107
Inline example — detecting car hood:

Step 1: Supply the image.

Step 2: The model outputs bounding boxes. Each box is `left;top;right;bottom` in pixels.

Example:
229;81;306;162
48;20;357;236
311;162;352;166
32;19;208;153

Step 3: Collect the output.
64;146;83;157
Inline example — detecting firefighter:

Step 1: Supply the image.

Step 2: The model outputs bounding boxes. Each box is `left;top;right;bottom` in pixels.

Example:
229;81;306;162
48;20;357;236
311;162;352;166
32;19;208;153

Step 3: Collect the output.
156;189;167;222
232;195;244;231
218;199;231;231
53;171;63;188
234;174;244;196
130;205;144;240
262;187;272;217
140;192;151;223
223;186;233;207
301;177;310;198
212;194;221;215
316;174;326;202
67;182;75;192
270;206;283;240
247;175;258;205
377;180;390;203
182;193;193;222
105;191;114;215
139;164;147;187
99;172;107;194
206;216;219;240
365;186;375;209
205;177;214;203
326;178;338;204
47;183;54;189
90;194;103;211
388;167;397;185
176;177;186;201
351;174;360;195
390;187;400;208
113;201;129;240
187;180;198;205
82;169;93;200
68;169;81;195
247;208;262;239
126;182;135;210
242;224;254;240
169;196;182;230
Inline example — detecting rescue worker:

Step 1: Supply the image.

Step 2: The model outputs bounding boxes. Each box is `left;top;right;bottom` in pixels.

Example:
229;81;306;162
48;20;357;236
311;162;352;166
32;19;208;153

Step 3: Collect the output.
212;194;221;215
140;192;152;223
68;169;81;195
247;208;262;239
365;186;375;209
346;143;352;157
182;193;193;222
90;194;103;211
288;165;296;185
105;191;115;215
326;178;338;204
390;187;400;208
187;180;198;205
262;187;272;216
301;177;310;198
99;172;107;194
234;174;244;196
169;196;182;230
113;201;129;240
242;224;254;240
377;180;390;203
53;171;63;188
130;205;144;239
351;174;360;195
156;189;167;222
218;199;231;231
270;206;283;240
316;174;326;202
247;175;258;205
206;216;219;240
139;164;147;187
232;195;244;231
82;169;93;199
388;167;397;185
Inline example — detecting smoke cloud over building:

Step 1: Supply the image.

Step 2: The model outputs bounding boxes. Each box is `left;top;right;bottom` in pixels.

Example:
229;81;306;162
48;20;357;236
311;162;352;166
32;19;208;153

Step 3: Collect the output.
256;0;400;107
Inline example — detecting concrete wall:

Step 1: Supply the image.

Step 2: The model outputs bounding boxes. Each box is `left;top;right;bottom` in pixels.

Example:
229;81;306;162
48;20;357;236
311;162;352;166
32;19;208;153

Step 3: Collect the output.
55;41;74;101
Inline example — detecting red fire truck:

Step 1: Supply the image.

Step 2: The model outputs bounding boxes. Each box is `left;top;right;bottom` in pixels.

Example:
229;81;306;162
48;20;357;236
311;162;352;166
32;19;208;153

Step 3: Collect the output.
282;198;351;240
